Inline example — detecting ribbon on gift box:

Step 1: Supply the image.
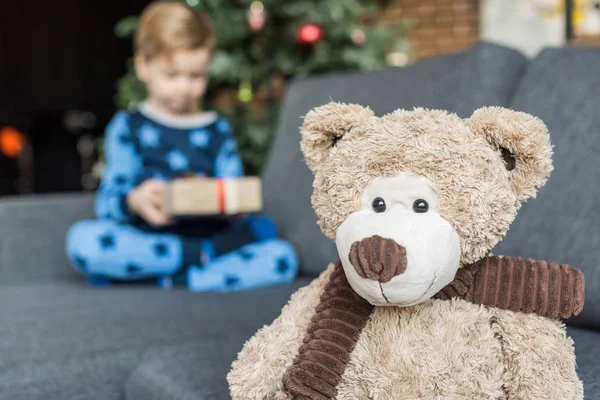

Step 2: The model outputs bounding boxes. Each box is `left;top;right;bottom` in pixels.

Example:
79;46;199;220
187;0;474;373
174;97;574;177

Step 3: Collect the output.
217;178;226;214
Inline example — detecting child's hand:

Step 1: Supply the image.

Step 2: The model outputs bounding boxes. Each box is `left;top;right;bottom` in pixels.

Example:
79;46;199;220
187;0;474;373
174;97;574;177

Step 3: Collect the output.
127;179;172;226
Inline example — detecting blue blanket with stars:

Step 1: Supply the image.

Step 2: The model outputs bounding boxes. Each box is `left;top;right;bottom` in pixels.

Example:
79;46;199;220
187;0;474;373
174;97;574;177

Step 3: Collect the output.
65;107;299;291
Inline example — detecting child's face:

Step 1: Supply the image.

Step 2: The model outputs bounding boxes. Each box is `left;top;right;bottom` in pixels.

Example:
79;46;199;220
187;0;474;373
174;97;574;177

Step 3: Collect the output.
135;47;211;115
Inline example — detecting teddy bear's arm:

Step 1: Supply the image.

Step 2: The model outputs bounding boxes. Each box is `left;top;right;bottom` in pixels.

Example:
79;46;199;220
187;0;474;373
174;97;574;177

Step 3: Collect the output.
227;264;336;400
490;309;583;400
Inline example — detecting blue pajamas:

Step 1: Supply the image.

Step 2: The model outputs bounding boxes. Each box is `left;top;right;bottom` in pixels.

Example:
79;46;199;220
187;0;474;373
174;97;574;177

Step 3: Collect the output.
187;239;297;292
65;218;298;291
65;105;298;291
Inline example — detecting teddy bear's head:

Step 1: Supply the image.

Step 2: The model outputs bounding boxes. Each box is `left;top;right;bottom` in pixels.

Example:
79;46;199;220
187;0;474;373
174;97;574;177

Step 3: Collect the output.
301;102;553;307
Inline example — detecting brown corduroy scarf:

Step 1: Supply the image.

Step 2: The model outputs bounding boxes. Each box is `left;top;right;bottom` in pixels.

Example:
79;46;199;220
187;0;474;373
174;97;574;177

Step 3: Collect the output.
283;255;585;400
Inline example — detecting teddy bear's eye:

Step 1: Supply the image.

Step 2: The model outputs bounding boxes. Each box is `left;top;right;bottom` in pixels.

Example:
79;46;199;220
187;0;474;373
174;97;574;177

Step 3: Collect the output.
413;199;429;213
372;197;386;213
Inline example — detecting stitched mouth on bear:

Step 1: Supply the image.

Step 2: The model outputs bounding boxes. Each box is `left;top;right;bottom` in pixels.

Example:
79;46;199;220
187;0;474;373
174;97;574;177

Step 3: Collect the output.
422;271;437;297
378;282;391;303
378;271;437;305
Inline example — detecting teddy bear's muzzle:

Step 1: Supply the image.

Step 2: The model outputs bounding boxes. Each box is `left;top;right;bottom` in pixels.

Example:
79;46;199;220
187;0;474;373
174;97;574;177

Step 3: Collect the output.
348;235;407;283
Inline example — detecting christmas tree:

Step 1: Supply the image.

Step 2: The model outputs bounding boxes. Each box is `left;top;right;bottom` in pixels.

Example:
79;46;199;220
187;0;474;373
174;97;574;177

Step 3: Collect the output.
113;0;408;175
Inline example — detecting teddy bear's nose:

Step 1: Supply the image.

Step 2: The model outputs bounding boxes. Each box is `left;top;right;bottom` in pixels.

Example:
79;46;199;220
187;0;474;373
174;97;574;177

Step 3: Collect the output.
348;235;407;283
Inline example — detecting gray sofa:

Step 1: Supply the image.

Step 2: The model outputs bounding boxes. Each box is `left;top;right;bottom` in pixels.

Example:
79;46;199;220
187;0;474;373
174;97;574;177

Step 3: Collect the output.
0;43;598;400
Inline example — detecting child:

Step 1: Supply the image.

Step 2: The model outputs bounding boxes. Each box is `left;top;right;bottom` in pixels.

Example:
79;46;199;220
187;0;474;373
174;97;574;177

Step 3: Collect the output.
65;1;298;291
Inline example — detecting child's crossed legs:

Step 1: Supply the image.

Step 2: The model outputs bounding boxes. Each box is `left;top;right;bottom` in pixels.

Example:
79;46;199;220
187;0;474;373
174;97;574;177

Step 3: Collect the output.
65;216;298;291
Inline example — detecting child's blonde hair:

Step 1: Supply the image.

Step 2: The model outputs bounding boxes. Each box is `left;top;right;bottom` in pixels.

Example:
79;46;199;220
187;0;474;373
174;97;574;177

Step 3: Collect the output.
134;1;215;59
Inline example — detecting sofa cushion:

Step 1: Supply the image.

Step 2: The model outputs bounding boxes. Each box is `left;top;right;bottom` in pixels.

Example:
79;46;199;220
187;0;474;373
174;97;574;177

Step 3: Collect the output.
123;324;600;400
124;339;244;400
0;278;311;400
567;326;600;398
494;47;600;330
262;42;528;277
0;193;95;284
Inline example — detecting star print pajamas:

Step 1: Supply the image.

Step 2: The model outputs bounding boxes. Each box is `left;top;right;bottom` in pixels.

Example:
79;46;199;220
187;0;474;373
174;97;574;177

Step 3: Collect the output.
65;106;298;292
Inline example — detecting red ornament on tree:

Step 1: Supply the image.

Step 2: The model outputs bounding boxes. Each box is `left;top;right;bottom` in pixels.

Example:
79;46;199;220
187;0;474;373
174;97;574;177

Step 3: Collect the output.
296;23;324;45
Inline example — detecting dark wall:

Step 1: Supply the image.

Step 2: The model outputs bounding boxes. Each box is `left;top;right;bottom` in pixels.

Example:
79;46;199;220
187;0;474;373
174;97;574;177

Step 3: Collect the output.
0;0;152;193
0;0;151;122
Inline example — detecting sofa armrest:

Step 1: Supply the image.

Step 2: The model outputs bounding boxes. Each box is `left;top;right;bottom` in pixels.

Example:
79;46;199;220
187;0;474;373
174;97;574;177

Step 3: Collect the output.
0;193;94;284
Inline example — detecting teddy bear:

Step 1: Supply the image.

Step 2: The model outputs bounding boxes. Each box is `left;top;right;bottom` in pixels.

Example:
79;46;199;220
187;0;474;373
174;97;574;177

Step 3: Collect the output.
227;103;586;400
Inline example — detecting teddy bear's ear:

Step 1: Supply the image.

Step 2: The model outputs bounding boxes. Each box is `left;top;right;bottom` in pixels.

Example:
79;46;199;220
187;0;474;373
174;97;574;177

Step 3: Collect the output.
301;102;374;173
469;107;553;202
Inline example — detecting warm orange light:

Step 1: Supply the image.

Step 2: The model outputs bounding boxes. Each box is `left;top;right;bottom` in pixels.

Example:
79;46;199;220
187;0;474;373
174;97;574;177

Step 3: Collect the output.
0;127;26;158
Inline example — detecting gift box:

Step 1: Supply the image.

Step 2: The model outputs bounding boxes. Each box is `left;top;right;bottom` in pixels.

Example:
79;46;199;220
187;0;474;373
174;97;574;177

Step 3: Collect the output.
163;176;263;216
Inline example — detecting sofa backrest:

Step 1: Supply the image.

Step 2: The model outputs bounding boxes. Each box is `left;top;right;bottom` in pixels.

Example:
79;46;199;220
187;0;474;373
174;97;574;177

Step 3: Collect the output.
0;193;95;284
262;42;528;277
493;47;600;330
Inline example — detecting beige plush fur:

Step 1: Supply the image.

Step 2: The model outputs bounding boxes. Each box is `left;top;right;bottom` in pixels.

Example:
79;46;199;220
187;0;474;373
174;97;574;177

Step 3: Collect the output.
229;265;582;400
228;266;335;400
227;103;581;399
489;309;583;400
305;104;552;265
